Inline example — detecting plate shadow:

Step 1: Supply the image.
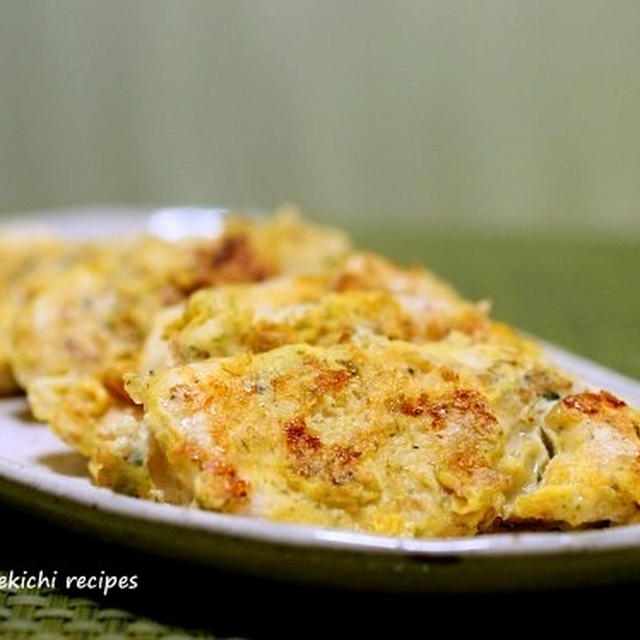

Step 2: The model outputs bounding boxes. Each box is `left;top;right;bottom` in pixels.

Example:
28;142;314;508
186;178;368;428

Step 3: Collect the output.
36;451;90;478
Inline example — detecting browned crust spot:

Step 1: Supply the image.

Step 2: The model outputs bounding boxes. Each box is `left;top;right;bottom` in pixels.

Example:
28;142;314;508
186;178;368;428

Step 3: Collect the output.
203;456;251;507
285;417;322;456
182;234;274;295
563;390;626;415
311;368;354;395
169;380;233;415
388;388;497;433
284;417;362;485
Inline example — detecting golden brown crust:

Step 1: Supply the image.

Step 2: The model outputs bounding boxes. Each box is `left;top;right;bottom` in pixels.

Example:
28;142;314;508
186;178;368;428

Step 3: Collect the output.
0;231;66;395
141;253;498;378
508;390;640;527
10;211;350;391
127;337;560;536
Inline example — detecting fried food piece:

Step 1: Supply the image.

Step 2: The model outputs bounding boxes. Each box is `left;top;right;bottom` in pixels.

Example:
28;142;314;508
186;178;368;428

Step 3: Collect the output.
0;229;65;394
124;334;584;536
508;391;640;527
27;373;189;501
139;252;495;373
11;209;350;391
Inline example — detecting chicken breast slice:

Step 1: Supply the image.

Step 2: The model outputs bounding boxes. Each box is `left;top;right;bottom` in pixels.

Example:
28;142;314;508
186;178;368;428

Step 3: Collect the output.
138;251;496;373
125;334;584;537
11;210;350;391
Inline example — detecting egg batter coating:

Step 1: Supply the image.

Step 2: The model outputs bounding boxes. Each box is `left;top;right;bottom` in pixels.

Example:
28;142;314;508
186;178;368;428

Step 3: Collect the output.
11;209;350;391
507;390;640;527
140;256;495;373
0;229;68;394
124;334;591;536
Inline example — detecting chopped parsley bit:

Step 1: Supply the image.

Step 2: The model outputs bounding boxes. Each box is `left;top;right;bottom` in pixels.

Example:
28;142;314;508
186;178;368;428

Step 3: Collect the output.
542;390;561;401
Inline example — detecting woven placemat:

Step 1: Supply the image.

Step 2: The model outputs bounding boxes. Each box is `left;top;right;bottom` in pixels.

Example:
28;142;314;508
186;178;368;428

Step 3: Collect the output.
1;232;639;637
0;578;213;638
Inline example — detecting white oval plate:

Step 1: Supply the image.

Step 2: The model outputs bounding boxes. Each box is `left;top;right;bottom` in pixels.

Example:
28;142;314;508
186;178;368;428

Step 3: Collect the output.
2;207;640;592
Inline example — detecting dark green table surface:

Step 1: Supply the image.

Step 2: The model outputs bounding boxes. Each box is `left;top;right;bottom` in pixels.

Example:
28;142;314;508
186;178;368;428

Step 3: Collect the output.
1;232;639;638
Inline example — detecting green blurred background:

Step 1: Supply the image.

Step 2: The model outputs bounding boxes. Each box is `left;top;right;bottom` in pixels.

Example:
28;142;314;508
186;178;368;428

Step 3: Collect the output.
1;0;638;235
0;0;638;376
